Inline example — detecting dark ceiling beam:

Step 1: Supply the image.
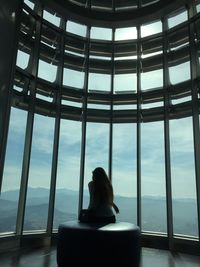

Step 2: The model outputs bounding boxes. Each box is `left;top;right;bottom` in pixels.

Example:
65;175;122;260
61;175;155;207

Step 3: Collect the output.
14;67;195;107
41;0;193;27
11;90;195;123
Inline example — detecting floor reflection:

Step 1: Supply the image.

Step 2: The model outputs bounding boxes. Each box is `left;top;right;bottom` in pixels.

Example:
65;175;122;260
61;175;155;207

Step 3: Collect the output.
0;246;200;267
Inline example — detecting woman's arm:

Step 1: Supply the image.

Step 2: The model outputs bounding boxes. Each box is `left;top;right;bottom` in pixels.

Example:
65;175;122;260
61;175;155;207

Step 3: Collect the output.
88;181;94;209
88;181;94;194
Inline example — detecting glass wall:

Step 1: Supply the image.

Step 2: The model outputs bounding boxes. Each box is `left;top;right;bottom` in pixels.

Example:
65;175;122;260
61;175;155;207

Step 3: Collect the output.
0;108;27;233
141;121;167;233
23;114;54;231
112;123;137;224
83;122;109;208
1;0;200;243
170;118;198;237
53;119;81;228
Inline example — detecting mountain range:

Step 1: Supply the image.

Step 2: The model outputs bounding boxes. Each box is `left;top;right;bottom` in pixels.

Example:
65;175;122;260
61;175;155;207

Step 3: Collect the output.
0;187;198;236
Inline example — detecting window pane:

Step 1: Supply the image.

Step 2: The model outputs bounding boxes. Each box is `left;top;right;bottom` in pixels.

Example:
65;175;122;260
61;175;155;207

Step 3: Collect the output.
168;11;187;29
141;121;167;233
23;114;54;232
114;104;137;110
197;3;200;13
66;21;87;37
141;21;162;38
142;101;163;109
63;68;85;88
88;73;111;92
38;26;59;82
142;50;162;58
115;27;137;40
36;93;53;102
88;103;110;110
142;0;160;6
83;122;109;208
112;123;137;224
24;0;34;9
170;117;198;237
172;96;191;105
169;62;190;84
91;27;112;40
53;119;81;229
114;73;137;92
38;59;57;82
43;10;60;27
141;69;163;90
16;50;29;69
0;108;27;233
61;99;82;108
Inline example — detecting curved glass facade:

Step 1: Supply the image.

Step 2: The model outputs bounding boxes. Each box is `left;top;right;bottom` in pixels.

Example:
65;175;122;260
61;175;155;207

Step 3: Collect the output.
0;0;200;249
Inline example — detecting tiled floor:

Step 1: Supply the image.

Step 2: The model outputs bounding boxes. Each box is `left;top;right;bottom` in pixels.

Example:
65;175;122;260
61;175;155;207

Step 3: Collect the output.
0;246;199;267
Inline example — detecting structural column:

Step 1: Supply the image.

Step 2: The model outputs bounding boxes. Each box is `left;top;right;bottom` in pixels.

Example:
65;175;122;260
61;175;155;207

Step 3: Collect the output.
0;0;23;192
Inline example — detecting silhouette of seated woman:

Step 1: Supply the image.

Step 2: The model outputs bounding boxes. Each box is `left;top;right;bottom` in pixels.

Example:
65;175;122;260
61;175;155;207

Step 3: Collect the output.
79;167;119;223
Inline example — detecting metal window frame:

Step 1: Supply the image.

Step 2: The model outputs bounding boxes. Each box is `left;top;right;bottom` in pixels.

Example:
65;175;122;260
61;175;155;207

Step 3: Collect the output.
136;24;142;229
16;2;43;236
108;28;115;182
162;17;174;250
187;0;200;241
78;25;91;214
47;18;66;235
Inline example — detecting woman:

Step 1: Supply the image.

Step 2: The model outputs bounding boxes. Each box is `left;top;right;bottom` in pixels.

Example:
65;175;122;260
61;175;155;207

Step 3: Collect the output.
79;167;119;223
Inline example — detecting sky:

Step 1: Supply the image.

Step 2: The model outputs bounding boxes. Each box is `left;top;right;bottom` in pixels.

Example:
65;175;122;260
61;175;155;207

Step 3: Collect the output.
1;3;199;203
1;106;198;200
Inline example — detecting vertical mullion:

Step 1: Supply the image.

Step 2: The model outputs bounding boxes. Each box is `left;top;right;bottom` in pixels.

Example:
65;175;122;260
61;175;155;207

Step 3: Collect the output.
188;1;200;241
162;17;174;249
136;25;142;228
47;19;65;235
78;26;91;215
86;0;91;9
16;2;42;236
112;0;115;13
109;29;115;182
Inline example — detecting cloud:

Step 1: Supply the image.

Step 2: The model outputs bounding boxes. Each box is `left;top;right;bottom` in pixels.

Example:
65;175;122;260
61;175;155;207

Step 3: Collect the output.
1;165;22;192
4;106;198;199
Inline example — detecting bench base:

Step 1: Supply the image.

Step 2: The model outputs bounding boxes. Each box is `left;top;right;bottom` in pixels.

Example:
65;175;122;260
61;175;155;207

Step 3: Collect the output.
57;220;141;267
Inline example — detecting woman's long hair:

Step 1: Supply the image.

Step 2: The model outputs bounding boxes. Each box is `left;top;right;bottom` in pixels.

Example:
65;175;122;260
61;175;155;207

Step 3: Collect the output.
92;167;114;206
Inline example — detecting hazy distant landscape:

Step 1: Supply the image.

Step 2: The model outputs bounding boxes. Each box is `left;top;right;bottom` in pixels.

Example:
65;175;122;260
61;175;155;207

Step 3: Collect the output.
0;187;198;237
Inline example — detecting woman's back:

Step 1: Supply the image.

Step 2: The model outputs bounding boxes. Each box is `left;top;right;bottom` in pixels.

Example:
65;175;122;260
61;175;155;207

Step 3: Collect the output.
88;167;119;218
88;179;114;217
79;167;119;223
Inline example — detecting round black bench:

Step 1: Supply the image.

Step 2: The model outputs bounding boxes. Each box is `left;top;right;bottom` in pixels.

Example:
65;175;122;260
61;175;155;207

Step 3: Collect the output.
57;220;141;267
